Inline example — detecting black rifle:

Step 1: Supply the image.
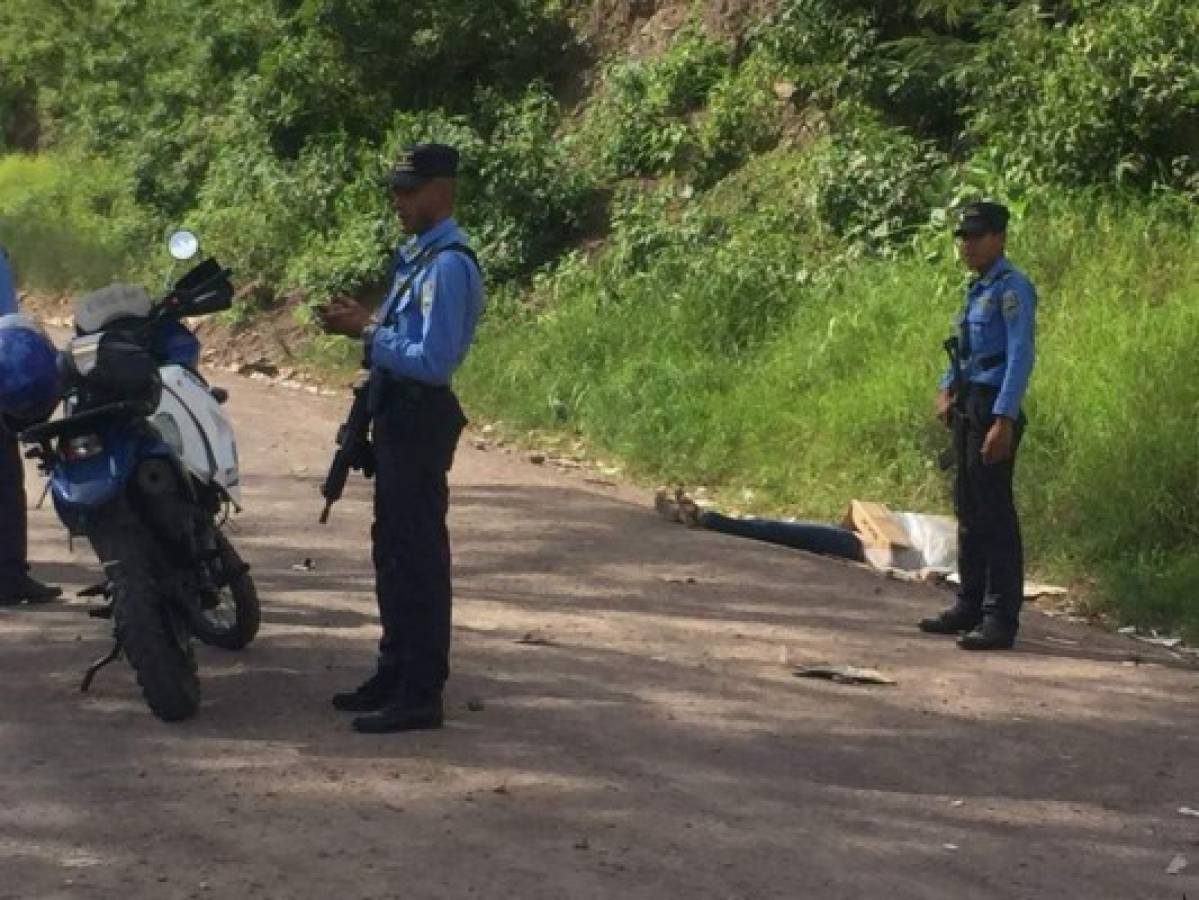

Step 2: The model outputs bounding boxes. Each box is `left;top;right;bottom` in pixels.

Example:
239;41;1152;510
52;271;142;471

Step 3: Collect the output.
938;335;968;471
319;373;377;524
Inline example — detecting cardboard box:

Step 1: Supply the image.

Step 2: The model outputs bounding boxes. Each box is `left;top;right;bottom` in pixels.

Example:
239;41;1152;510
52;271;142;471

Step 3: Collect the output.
841;500;911;550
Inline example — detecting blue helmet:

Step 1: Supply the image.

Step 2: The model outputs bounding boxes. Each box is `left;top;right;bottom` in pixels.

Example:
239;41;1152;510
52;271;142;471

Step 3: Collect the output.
0;315;61;423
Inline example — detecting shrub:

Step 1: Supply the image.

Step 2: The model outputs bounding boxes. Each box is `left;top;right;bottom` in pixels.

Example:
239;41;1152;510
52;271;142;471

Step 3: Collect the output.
748;0;880;105
691;50;787;187
804;103;949;249
968;0;1199;193
0;154;153;291
580;28;730;178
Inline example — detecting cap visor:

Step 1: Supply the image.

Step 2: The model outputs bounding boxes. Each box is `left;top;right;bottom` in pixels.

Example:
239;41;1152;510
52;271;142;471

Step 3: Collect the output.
380;171;427;190
953;222;989;238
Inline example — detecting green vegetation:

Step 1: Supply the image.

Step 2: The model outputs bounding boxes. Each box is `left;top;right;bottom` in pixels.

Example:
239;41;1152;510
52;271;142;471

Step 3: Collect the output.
0;154;151;291
1;0;1197;636
465;183;1199;637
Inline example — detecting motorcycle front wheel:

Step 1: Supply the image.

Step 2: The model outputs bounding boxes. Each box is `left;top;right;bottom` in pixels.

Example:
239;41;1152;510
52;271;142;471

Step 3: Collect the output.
111;533;201;722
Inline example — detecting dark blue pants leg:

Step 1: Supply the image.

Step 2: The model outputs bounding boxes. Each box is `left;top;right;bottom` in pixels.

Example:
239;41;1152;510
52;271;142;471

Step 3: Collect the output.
0;429;28;579
698;511;864;561
371;395;462;703
955;389;1025;629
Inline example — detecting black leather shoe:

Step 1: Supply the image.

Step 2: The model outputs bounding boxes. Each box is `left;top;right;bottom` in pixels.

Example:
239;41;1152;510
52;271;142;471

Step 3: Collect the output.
331;671;401;712
0;574;63;605
918;606;981;635
352;697;444;734
958;617;1016;651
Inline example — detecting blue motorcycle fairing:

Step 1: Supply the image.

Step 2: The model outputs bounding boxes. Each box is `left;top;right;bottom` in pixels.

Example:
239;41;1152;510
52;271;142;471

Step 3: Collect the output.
50;418;175;534
152;320;202;370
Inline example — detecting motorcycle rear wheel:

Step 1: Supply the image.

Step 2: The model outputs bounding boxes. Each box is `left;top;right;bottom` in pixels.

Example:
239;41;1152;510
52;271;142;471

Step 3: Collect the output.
193;532;260;651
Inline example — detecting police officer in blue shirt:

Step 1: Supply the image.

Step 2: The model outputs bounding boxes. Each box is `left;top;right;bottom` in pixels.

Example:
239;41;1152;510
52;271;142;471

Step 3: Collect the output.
919;201;1036;650
317;143;484;732
0;247;63;604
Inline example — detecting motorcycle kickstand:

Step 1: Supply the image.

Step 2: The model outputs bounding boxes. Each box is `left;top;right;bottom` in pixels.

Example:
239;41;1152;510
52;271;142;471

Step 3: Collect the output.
81;638;124;693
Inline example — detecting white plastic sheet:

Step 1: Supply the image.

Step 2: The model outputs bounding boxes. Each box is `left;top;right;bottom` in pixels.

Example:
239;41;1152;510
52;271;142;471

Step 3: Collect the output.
862;511;957;573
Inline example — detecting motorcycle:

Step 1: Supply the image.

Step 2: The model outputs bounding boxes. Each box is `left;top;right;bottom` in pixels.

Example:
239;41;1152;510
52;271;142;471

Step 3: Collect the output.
20;230;259;722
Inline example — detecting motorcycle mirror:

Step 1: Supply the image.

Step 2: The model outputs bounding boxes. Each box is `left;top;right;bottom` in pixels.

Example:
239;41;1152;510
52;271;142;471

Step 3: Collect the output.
167;230;200;262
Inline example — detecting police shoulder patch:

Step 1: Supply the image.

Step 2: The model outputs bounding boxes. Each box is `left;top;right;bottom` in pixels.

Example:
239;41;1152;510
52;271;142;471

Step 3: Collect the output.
1002;289;1020;321
420;276;436;317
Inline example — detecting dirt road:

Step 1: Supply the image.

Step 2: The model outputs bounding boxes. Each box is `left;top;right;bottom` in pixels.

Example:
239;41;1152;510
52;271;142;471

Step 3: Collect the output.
3;367;1197;900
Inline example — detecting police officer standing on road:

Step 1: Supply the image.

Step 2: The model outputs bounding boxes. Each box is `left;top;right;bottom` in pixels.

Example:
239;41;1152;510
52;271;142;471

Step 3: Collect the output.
919;201;1036;650
0;247;63;604
316;143;484;732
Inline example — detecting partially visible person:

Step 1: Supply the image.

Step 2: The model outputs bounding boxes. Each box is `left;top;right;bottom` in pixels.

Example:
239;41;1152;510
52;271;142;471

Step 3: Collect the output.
0;247;14;315
0;247;63;604
919;201;1036;650
655;487;866;562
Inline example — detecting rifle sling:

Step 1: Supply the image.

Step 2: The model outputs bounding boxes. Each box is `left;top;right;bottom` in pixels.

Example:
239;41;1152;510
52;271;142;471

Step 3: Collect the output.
380;242;478;330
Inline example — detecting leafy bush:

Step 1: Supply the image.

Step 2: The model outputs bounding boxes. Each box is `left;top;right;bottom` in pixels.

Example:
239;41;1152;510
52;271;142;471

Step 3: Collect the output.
285;87;600;301
0;154;153;291
968;0;1199;193
0;0;583;296
691;50;787;187
462;89;599;282
804;104;949;249
580;28;730;178
190;114;365;291
748;0;880;105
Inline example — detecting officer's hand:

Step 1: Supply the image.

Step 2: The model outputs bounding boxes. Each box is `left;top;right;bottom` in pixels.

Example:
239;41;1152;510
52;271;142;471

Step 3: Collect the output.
934;389;953;426
981;417;1015;465
315;297;371;339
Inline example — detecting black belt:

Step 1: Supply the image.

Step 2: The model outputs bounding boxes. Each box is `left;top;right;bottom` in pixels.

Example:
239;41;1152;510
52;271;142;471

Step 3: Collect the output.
971;353;1006;371
378;374;449;407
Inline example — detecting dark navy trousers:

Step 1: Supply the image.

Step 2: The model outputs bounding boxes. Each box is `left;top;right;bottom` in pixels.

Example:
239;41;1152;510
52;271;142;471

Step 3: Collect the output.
0;427;28;579
698;511;864;562
954;385;1026;629
370;385;466;703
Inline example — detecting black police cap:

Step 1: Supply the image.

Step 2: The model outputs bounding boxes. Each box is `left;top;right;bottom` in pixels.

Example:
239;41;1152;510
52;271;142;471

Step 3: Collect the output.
381;143;460;189
954;201;1010;237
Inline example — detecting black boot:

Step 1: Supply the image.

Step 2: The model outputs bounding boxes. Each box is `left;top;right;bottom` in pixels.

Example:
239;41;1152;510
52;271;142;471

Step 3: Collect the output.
0;573;62;605
918;604;981;635
958;616;1016;651
352;696;443;734
331;669;401;712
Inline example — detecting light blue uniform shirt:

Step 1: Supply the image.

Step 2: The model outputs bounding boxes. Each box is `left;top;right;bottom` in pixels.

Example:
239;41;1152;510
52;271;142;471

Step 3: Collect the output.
0;249;16;315
939;255;1036;419
369;217;483;386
